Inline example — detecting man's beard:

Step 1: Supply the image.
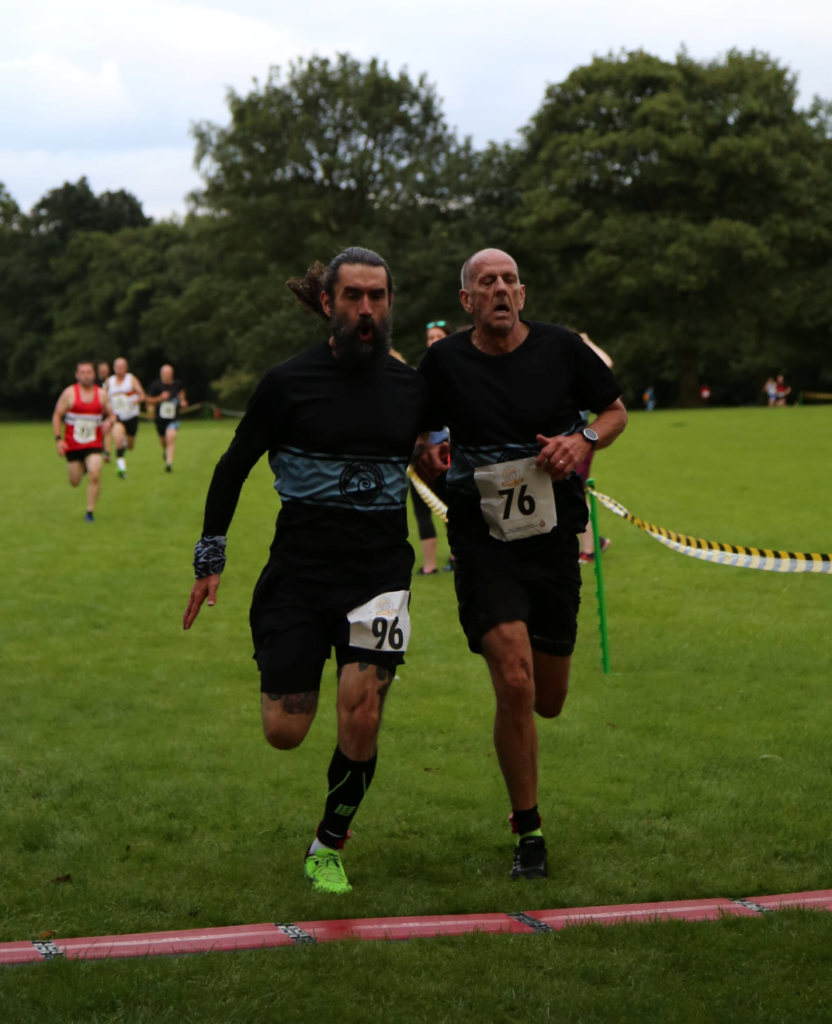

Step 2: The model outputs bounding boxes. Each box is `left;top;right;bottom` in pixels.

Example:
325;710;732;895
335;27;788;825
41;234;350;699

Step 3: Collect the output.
331;311;392;370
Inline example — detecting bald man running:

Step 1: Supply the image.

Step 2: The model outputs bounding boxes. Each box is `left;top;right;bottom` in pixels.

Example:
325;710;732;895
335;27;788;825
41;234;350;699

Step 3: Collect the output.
146;365;187;472
105;357;146;478
417;249;628;880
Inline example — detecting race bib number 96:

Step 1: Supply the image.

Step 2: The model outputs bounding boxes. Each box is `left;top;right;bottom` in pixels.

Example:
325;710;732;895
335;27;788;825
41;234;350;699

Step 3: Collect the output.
159;401;177;420
347;590;411;653
474;456;557;542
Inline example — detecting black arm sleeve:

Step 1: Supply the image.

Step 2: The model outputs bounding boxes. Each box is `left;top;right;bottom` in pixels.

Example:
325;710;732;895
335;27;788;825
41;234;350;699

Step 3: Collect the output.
201;433;267;536
200;369;286;537
417;347;446;433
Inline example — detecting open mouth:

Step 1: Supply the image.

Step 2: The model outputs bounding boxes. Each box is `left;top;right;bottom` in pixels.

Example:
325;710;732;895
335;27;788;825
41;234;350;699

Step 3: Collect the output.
493;303;510;314
358;324;373;341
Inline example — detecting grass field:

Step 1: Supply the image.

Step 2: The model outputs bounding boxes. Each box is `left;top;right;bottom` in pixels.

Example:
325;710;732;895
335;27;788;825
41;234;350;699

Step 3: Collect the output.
1;408;831;1022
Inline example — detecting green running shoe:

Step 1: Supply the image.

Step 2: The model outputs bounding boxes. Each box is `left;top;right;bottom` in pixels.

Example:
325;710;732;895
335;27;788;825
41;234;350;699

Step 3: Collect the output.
303;847;352;894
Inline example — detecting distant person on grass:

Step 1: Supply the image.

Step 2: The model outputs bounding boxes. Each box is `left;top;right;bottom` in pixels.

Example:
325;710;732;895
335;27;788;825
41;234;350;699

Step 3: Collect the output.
775;374;791;407
105;357;145;479
411;320;453;575
183;248;432;895
95;361;113;462
52;360;117;522
416;249;627;880
146;365;187;473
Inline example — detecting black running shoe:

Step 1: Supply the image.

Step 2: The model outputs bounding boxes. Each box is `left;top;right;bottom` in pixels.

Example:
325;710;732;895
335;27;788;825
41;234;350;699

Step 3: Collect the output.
510;836;548;880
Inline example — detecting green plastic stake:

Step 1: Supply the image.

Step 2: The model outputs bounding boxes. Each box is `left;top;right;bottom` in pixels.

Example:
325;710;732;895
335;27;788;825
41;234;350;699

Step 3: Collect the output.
587;479;611;674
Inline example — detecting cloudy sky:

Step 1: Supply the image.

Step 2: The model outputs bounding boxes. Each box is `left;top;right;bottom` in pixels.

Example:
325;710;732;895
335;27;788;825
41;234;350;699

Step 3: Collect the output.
3;0;832;220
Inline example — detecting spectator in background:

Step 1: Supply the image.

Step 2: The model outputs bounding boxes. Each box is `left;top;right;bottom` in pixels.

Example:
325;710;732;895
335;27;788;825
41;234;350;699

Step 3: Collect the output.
643;386;656;412
411;321;453;574
763;377;778;407
775;374;791;406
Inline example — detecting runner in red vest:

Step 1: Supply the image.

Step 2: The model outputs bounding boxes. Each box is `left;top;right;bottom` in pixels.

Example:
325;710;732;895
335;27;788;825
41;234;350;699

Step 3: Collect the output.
52;361;116;522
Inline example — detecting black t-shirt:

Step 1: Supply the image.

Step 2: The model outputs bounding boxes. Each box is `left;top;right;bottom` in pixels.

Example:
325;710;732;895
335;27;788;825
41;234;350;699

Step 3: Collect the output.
202;341;431;583
149;379;183;421
419;321;622;548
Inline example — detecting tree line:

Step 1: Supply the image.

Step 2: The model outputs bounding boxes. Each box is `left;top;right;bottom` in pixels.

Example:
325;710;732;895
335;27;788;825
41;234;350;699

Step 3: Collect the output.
2;47;831;414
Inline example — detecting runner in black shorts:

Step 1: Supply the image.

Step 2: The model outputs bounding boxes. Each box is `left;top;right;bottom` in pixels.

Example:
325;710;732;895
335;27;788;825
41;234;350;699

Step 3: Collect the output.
183;248;432;895
417;249;628;880
146;366;187;472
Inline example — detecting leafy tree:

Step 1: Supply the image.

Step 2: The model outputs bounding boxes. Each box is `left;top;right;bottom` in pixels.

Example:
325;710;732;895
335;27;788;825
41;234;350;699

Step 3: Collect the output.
515;49;832;404
0;180;150;410
189;54;484;382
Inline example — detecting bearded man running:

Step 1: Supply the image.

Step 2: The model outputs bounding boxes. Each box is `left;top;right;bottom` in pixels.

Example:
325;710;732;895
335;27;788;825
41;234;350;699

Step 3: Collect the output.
184;248;432;894
417;249;628;880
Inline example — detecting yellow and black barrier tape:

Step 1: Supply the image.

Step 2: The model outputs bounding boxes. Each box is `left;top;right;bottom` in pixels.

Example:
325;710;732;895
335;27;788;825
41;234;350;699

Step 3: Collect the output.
589;487;831;574
801;391;832;401
407;466;449;524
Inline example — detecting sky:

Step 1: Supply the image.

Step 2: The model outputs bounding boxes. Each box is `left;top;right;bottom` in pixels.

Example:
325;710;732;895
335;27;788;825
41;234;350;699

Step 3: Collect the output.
3;0;832;220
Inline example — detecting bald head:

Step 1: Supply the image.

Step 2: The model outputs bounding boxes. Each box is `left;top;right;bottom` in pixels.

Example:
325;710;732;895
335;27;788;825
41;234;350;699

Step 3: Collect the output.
461;249;519;290
160;364;175;384
459;248;526;341
114;357;128;377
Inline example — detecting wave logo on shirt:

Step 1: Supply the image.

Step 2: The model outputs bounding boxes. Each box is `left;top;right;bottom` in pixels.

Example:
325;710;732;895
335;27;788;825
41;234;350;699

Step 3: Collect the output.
339;461;384;506
501;465;524;489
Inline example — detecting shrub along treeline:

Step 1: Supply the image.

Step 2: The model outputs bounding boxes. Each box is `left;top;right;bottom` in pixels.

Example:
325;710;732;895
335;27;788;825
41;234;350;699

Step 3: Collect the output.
2;48;832;414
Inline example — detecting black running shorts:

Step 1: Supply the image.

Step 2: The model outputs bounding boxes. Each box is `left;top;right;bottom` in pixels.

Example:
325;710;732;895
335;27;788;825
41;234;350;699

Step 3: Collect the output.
250;564;411;695
155;417;178;437
120;417;139;437
453;534;581;656
65;448;103;463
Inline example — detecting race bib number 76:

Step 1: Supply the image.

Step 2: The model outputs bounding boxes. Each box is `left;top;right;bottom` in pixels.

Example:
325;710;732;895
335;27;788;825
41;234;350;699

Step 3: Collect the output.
347;590;411;653
474;456;557;542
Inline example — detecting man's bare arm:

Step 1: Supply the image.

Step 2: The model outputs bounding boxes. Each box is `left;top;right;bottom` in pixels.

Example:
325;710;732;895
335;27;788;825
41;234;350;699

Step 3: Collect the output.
99;390;117;432
52;388;72;455
536;399;628;481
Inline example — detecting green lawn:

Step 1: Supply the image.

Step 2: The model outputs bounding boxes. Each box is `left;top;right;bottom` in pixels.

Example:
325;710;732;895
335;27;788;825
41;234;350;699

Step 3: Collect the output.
1;408;830;1022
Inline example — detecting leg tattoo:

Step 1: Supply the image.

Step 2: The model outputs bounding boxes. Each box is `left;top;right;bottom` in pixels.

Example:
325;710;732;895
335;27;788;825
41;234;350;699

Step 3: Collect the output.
375;667;393;712
264;691;318;714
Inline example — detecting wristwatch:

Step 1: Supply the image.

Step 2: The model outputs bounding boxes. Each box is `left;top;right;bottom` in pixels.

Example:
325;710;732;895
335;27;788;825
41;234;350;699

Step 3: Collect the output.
581;427;599;448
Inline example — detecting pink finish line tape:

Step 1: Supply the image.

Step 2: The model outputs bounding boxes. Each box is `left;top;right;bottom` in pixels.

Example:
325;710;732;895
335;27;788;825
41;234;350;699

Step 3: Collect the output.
3;890;830;965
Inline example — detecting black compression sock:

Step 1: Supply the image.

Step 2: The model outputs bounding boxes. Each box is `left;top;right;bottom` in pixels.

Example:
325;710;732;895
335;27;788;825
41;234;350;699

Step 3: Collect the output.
510;805;542;837
317;746;377;848
117;447;126;458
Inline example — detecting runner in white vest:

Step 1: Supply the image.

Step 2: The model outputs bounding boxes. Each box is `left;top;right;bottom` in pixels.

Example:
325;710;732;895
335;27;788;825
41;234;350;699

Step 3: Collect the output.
105;358;146;479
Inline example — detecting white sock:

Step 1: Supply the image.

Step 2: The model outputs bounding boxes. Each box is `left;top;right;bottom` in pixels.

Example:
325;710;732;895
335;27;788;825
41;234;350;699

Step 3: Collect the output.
117;457;126;471
308;837;334;855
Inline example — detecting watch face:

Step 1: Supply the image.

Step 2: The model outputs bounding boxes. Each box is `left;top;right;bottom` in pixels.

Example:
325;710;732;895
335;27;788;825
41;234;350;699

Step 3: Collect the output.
584;428;599;442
